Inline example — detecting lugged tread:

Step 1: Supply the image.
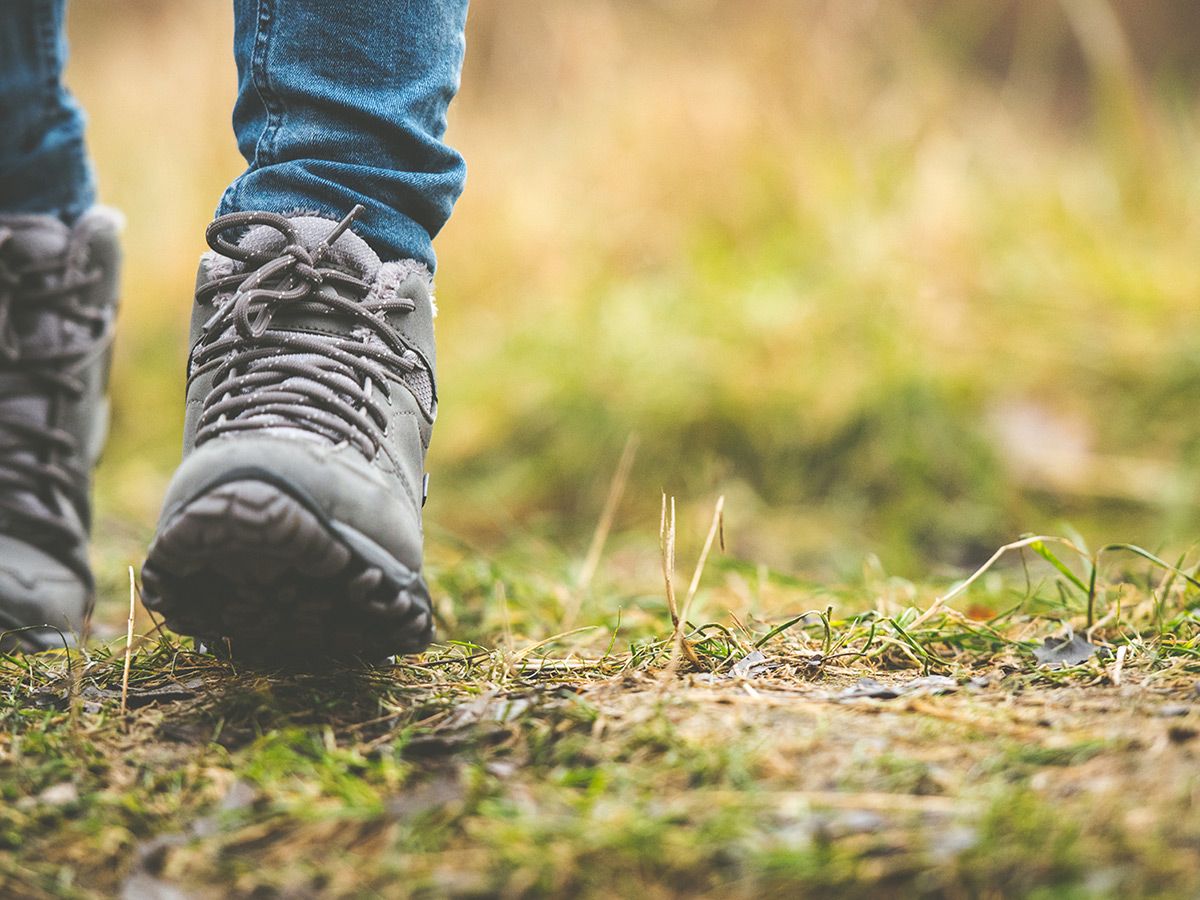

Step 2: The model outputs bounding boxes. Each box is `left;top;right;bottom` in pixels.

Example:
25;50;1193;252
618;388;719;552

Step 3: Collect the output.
140;479;432;666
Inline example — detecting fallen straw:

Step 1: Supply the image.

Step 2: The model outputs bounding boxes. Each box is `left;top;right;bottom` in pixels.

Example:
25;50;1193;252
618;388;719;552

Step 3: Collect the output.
120;565;136;716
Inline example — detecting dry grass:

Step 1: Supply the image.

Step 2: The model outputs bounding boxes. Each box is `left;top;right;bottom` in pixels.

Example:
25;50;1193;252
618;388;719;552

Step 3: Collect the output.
4;533;1200;897
17;2;1200;895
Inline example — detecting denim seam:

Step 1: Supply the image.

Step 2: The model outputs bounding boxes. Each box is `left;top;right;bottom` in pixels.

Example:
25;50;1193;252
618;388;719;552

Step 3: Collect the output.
236;0;285;208
19;0;91;219
34;2;58;110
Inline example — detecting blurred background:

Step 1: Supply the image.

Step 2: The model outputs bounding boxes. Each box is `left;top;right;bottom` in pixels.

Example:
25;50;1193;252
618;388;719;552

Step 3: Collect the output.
69;1;1200;622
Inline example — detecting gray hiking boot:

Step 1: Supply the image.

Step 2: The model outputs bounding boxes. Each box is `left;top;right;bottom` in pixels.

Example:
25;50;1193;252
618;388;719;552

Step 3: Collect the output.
141;207;437;664
0;208;122;652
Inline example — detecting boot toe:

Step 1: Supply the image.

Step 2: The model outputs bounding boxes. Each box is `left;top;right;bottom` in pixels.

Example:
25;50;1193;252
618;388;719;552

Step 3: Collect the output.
0;536;90;652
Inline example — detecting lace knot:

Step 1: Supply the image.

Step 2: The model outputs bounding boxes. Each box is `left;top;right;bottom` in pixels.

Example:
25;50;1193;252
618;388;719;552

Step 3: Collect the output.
191;207;429;461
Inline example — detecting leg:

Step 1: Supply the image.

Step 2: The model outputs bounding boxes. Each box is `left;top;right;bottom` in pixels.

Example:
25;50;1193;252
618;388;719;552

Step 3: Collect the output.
218;0;469;270
142;0;469;664
0;2;121;651
0;0;95;219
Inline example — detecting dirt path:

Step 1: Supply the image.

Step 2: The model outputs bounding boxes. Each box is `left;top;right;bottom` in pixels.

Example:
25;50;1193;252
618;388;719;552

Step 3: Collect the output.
3;639;1198;898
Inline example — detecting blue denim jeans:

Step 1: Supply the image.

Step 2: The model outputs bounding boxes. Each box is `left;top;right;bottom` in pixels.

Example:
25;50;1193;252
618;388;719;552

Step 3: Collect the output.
0;0;468;269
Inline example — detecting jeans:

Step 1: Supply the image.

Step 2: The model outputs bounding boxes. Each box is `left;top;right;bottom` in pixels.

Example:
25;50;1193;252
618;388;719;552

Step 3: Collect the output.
0;0;468;270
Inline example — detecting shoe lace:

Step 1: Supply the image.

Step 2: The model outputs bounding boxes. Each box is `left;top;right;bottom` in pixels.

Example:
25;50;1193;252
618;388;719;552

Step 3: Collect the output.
0;227;106;552
191;206;422;461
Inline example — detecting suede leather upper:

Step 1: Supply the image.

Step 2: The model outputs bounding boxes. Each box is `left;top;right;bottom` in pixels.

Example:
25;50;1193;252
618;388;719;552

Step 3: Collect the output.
0;207;122;649
157;214;436;572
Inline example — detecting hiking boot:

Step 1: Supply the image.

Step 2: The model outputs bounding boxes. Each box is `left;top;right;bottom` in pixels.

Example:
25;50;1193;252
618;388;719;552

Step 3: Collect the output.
141;207;437;664
0;208;122;652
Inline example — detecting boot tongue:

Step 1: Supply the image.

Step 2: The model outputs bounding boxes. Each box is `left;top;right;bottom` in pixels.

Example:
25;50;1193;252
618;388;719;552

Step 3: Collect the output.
238;215;382;280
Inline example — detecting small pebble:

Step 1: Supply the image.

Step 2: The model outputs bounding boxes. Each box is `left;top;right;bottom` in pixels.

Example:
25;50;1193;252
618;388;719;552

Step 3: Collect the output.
1168;725;1197;744
35;782;78;807
1156;704;1190;718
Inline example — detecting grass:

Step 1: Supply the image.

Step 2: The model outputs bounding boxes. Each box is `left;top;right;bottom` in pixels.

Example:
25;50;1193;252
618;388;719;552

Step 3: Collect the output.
4;527;1200;897
73;3;1200;577
11;1;1200;895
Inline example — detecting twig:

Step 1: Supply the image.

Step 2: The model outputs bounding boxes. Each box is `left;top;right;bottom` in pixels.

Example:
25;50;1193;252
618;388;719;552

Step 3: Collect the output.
1111;644;1127;687
658;493;706;671
577;433;639;593
513;626;600;661
120;566;136;717
696;788;964;814
678;495;726;630
670;495;725;670
564;433;639;628
660;493;678;626
909;535;1085;630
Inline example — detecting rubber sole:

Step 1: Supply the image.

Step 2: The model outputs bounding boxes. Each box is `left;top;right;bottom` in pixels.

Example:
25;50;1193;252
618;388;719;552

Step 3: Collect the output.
140;478;433;666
